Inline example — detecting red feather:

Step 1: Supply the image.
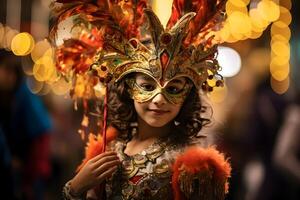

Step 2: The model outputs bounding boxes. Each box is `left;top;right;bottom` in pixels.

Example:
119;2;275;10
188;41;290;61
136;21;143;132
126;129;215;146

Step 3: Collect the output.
55;38;98;74
167;0;227;47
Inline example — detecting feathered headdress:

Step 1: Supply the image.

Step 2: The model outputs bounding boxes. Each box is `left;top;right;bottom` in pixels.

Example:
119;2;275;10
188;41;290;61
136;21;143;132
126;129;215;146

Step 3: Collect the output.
49;0;227;150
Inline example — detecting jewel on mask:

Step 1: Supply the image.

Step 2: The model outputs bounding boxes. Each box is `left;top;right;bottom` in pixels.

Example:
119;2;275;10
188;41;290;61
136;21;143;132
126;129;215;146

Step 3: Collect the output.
129;39;138;49
160;32;172;45
160;50;169;69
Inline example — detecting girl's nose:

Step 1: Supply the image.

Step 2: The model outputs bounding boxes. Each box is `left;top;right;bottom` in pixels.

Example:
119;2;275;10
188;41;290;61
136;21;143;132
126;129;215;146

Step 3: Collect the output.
152;93;168;106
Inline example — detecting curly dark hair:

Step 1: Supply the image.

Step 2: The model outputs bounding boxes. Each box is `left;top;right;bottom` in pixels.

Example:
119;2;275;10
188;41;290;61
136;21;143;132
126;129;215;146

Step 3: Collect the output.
95;77;211;143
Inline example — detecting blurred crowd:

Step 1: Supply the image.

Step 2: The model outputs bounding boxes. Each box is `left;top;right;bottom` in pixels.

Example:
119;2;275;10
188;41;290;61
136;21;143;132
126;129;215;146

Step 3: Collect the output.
0;1;299;200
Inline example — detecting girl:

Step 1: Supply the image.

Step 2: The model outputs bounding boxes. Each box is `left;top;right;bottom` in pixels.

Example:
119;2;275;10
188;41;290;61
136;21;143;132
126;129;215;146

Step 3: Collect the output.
51;0;231;199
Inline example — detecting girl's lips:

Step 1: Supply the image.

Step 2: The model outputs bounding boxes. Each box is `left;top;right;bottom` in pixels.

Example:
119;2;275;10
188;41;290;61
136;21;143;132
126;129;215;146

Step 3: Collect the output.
148;109;170;115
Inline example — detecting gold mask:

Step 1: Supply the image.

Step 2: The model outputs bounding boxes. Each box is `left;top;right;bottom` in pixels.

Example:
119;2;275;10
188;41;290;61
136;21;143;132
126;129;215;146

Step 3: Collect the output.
126;74;192;104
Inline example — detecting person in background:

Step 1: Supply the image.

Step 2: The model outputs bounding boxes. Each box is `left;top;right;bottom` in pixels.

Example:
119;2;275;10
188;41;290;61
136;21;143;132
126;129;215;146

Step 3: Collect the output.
0;49;52;200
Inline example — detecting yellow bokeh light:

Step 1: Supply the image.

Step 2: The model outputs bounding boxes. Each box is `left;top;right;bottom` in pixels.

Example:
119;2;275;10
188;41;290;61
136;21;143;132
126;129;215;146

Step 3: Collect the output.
273;21;288;29
271;76;289;94
278;6;292;26
46;68;59;84
271;41;290;57
216;23;231;42
4;28;18;50
208;85;228;103
51;77;72;95
228;11;252;35
249;8;270;30
270;69;290;82
11;32;35;56
271;23;291;40
31;39;52;63
228;0;250;8
232;32;248;41
226;1;248;15
271;55;289;66
250;20;265;33
257;0;280;22
33;56;55;82
33;63;47;82
280;0;292;10
249;30;263;39
225;33;239;43
270;62;289;72
271;34;290;44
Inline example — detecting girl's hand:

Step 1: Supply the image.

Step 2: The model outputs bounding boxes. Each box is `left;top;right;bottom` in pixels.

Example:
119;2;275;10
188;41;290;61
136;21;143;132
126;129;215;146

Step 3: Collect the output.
69;151;120;196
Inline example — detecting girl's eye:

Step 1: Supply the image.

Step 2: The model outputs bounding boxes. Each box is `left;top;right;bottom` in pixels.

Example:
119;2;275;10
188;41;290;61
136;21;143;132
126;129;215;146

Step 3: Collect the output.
140;83;155;91
166;86;182;94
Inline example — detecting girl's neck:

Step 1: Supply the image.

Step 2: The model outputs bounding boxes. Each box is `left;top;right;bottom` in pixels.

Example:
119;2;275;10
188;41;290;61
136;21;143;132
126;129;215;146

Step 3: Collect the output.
134;117;171;141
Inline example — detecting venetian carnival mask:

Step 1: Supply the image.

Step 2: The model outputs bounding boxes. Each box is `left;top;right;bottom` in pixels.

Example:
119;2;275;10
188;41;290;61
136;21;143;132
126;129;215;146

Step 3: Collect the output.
126;73;193;104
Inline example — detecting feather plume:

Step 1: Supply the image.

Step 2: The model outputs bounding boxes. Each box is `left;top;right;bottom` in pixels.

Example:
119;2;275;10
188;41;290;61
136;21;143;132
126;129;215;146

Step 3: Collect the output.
50;0;148;41
50;0;149;79
172;146;231;200
76;126;119;172
167;0;227;47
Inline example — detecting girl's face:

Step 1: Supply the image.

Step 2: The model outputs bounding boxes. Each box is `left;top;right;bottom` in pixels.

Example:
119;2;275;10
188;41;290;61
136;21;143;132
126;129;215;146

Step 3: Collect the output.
130;73;191;127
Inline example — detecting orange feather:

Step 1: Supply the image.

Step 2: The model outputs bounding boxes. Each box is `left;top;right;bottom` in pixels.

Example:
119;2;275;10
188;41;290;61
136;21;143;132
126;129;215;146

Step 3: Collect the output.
76;126;119;172
172;146;231;200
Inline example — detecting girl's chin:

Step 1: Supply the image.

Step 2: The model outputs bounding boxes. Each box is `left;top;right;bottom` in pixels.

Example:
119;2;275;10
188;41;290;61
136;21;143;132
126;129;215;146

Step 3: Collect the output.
145;119;171;128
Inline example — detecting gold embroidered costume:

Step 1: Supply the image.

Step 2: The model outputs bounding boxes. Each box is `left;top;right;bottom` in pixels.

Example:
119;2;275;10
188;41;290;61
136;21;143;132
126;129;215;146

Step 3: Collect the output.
105;137;230;200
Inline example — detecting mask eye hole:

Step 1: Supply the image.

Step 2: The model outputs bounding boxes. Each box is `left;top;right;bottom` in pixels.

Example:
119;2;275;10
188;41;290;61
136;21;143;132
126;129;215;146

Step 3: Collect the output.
135;73;157;91
165;77;188;94
165;85;183;94
138;83;156;91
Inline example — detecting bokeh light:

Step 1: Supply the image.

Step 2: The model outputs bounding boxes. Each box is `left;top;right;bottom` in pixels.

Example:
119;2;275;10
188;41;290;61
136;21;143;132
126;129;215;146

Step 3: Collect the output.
11;32;35;56
26;76;44;94
270;63;290;81
3;27;18;50
270;76;289;94
228;11;252;36
249;8;270;30
271;41;290;57
271;23;291;40
217;46;242;77
278;6;292;26
257;0;280;22
33;56;55;82
31;39;53;63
